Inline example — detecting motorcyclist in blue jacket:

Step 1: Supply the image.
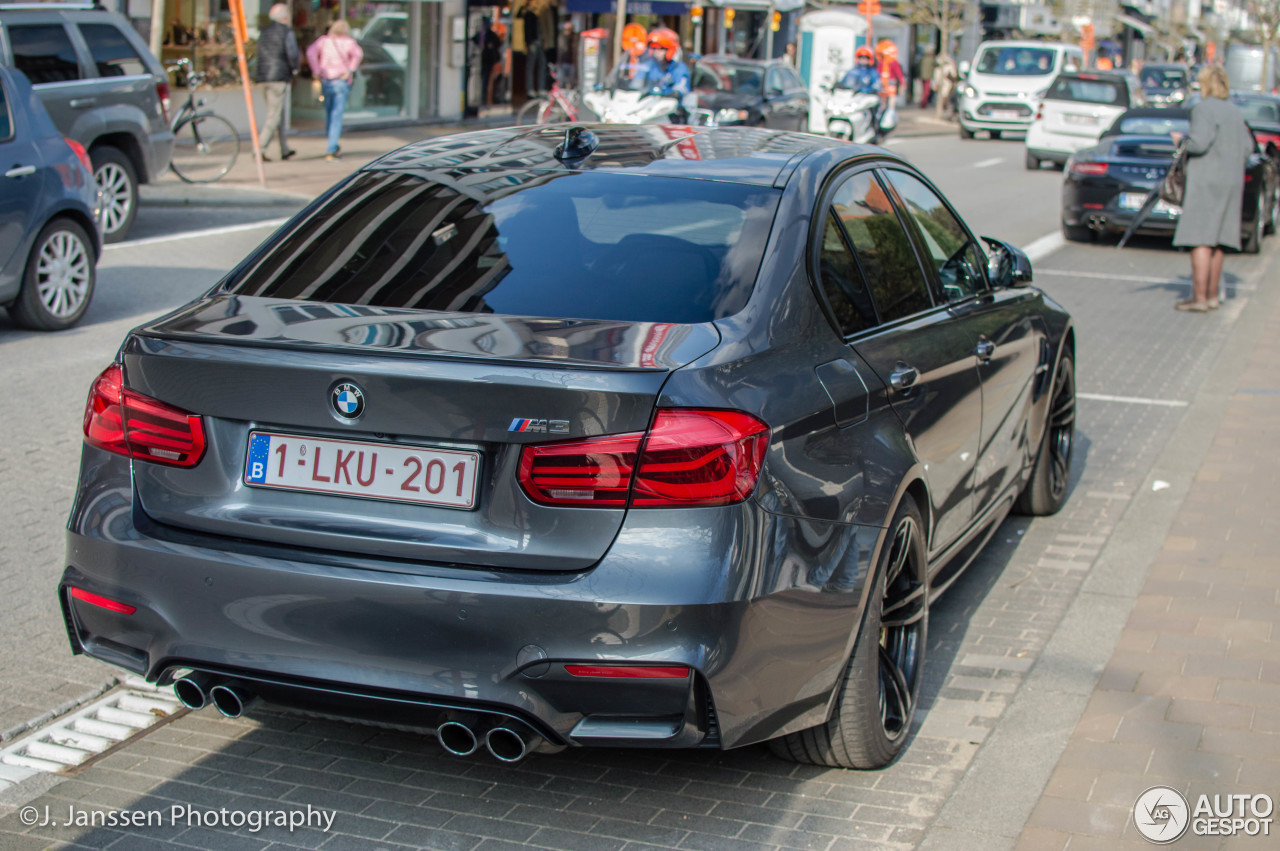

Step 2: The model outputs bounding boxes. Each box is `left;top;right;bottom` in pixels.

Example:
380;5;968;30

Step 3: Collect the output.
639;28;690;98
839;46;881;95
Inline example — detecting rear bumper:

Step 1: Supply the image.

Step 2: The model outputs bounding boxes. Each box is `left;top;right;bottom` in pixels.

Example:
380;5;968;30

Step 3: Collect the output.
62;449;880;750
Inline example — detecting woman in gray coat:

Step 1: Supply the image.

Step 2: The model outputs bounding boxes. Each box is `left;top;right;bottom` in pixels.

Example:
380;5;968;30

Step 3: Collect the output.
1172;65;1254;311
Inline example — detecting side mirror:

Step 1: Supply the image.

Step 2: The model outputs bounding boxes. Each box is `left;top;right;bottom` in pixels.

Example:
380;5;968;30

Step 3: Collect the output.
959;60;971;78
982;237;1033;287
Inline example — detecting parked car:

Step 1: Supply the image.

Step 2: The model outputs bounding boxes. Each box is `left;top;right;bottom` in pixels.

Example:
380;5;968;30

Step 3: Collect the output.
690;54;810;130
0;66;100;330
1061;108;1279;251
1231;90;1280;168
1139;63;1192;106
958;40;1084;139
61;125;1075;770
1025;70;1144;169
0;4;174;242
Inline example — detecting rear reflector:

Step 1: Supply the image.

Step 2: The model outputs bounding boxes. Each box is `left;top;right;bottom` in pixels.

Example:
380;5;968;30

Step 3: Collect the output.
565;665;690;678
83;364;206;467
68;586;136;615
1070;161;1108;176
519;408;769;508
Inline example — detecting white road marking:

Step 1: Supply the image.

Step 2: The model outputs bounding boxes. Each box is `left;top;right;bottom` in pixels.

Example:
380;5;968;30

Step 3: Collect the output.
1036;269;1182;284
106;218;290;251
1021;232;1065;262
1078;392;1189;408
974;157;1004;169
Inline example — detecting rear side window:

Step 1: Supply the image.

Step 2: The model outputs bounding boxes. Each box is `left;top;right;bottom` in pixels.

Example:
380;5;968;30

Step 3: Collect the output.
8;24;82;84
1046;76;1128;106
0;80;11;142
828;171;932;323
818;212;877;336
224;170;780;324
79;23;147;77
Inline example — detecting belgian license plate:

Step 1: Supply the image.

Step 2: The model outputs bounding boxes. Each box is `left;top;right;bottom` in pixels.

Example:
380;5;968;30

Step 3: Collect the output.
991;110;1019;120
244;432;479;509
1119;192;1146;210
1064;113;1096;125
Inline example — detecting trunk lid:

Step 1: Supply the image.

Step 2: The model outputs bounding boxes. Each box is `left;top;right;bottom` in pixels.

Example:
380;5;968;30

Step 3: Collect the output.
123;295;720;571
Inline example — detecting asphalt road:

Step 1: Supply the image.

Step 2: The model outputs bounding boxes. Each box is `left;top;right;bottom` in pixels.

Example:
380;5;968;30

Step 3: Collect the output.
0;133;1273;850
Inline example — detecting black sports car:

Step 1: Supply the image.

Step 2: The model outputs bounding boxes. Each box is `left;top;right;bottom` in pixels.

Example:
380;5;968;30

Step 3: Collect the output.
1231;90;1280;168
61;125;1074;770
1062;107;1279;251
691;55;810;130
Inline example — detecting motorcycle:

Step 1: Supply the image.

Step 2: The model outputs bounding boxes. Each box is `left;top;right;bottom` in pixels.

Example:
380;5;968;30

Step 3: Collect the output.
822;85;896;144
581;63;713;126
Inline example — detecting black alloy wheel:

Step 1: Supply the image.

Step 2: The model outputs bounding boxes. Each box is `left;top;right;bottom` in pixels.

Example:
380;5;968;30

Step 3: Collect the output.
1265;185;1279;236
1015;353;1076;515
768;495;927;769
1243;193;1263;254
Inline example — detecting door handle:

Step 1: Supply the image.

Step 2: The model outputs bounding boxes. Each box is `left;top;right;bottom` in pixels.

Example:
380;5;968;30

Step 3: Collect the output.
69;98;96;108
975;339;996;361
889;364;920;390
4;165;36;178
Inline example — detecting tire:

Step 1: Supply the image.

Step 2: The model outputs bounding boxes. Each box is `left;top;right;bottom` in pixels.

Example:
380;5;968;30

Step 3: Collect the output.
91;147;138;243
539;101;572;124
1266;188;1278;236
1061;220;1093;242
769;495;927;769
1014;352;1075;516
516;98;548;125
1025;150;1040;170
170;113;240;184
958;124;974;140
989;130;1003;140
1242;194;1263;254
9;219;96;331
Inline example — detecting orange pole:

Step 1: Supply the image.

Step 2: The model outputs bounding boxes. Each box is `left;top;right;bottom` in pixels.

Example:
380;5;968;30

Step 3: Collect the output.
229;0;266;187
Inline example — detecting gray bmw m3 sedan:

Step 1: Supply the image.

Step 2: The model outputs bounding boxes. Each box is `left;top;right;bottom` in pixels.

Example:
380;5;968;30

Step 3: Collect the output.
61;124;1075;769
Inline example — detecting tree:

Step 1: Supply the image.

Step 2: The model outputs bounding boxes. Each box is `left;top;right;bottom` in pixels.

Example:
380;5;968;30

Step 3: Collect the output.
1250;0;1280;91
902;0;970;116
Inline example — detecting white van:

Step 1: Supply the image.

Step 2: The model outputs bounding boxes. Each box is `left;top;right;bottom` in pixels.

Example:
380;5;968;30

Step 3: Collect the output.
958;40;1084;139
1225;44;1278;94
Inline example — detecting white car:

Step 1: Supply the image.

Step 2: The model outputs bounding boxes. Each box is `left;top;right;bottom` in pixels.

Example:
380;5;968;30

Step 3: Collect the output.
1025;71;1144;169
958;40;1083;139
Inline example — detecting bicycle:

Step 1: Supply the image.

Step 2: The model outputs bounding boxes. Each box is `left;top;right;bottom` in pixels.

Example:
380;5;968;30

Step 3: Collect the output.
166;59;240;183
516;66;582;125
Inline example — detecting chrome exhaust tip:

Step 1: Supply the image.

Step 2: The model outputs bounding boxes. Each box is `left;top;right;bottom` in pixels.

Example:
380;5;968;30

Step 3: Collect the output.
173;672;218;710
437;720;481;757
209;683;260;719
484;725;542;764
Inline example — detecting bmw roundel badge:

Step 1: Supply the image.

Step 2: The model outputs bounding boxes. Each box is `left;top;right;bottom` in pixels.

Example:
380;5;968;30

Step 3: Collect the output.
331;382;365;420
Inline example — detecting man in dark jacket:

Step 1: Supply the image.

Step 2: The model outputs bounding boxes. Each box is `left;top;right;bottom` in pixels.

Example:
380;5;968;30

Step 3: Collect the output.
254;3;298;160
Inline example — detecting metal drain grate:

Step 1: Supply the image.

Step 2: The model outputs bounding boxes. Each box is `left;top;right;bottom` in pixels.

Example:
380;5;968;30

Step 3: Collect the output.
0;676;183;790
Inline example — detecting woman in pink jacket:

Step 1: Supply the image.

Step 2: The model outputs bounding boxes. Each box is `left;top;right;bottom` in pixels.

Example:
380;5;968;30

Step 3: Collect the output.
306;20;363;160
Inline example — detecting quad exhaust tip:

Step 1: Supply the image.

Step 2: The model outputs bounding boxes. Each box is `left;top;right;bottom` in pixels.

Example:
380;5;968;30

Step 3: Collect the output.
173;672;218;710
209;683;260;719
436;720;480;757
485;725;541;763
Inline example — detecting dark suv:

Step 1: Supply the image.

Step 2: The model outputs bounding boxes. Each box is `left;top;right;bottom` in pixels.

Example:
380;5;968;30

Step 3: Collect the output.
0;3;174;242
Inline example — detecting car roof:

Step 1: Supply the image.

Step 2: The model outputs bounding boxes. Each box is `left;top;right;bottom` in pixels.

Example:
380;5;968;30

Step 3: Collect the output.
363;124;864;188
1101;107;1190;136
1056;70;1132;81
698;54;779;67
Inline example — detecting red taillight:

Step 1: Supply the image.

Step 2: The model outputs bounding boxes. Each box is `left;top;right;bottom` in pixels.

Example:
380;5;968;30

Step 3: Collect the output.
565;665;690;678
1254;131;1280;149
68;586;136;615
156;82;170;123
83;364;206;467
1070;161;1108;176
64;136;91;173
1034;102;1043;120
518;408;769;508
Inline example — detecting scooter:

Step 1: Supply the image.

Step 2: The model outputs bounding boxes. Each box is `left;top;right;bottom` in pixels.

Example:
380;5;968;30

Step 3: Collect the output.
823;86;895;144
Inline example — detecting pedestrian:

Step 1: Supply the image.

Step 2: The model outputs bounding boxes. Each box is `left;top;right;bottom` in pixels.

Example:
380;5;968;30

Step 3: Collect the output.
1171;65;1253;311
934;53;956;119
555;20;576;88
253;3;298;162
784;42;797;67
306;19;363;161
919;46;936;108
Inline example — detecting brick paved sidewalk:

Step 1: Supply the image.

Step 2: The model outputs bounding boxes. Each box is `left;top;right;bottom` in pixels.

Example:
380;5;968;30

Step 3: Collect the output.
1019;286;1280;848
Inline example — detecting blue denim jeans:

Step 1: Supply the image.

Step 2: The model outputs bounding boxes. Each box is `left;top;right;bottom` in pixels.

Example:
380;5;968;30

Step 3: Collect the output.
320;77;350;155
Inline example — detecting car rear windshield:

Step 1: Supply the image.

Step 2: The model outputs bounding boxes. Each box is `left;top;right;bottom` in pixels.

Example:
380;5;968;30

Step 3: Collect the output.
976;46;1056;76
1109;116;1189;137
1141;68;1187;89
223;170;780;324
1046;75;1129;106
